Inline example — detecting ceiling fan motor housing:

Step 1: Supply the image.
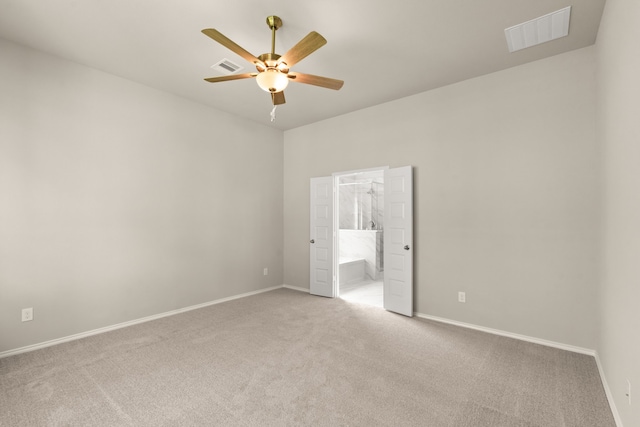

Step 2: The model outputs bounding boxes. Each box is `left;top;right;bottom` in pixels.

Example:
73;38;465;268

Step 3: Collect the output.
256;53;288;72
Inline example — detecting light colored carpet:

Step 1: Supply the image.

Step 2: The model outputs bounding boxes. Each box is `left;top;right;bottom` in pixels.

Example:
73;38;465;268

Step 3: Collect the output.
0;288;615;426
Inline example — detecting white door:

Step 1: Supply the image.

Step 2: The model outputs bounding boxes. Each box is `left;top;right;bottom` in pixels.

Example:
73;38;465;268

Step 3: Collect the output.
383;166;413;316
309;176;335;297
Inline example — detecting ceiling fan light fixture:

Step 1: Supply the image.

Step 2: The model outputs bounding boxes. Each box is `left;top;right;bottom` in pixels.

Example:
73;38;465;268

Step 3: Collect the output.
256;68;289;93
202;16;343;110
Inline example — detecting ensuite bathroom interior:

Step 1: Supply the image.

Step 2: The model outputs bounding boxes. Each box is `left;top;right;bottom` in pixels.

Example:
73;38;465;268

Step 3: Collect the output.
338;170;384;307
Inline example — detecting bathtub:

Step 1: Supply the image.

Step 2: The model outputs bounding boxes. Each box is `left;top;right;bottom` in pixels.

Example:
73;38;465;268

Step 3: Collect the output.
339;258;365;285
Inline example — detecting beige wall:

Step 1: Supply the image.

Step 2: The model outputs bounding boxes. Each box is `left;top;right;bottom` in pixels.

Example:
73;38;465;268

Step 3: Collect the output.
597;0;640;424
0;40;284;353
1;7;636;421
284;46;599;349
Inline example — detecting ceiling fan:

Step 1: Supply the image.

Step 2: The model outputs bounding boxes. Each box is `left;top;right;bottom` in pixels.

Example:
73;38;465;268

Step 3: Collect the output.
202;16;344;107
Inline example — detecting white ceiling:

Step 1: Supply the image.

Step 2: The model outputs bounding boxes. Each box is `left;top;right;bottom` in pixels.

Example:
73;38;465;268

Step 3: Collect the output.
0;0;606;130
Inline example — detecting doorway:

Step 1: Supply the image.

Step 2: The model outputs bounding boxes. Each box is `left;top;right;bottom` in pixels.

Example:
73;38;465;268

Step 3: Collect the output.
336;170;384;307
309;165;413;316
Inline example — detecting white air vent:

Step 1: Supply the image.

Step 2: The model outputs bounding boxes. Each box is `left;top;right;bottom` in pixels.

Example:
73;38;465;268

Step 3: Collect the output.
211;58;244;75
505;6;571;53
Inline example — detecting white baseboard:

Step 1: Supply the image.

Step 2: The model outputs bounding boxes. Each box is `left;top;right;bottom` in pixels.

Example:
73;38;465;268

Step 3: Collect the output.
0;285;284;359
0;288;624;426
414;312;623;425
594;352;624;427
282;284;309;293
414;312;595;356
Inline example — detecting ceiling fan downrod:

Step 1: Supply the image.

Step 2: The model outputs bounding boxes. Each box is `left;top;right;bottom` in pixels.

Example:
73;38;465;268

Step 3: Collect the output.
266;15;282;56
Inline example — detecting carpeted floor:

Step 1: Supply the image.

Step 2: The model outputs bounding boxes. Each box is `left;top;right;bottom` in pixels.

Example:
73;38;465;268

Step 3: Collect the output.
0;288;615;426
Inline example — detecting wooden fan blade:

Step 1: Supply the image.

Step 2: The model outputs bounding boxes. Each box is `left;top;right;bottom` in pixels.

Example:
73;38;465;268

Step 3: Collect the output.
271;91;286;105
202;29;264;67
288;72;344;90
204;73;257;83
279;31;327;67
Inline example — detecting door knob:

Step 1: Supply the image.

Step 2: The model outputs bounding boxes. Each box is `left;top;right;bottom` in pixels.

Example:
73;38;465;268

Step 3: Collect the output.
310;239;315;244
404;245;410;250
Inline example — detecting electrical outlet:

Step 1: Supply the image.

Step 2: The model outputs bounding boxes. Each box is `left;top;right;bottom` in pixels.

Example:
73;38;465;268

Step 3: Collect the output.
458;292;466;303
627;379;631;405
21;307;33;322
263;268;268;276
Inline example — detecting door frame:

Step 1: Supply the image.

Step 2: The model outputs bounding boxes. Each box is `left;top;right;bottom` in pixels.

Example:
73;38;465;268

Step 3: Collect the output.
311;165;413;317
332;166;389;298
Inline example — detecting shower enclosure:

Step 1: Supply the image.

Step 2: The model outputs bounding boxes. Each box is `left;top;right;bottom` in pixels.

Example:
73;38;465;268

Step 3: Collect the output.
338;177;384;283
338;181;384;231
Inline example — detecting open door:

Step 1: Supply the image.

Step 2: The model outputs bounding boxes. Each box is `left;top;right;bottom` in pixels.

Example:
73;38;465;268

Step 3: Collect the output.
383;166;413;316
309;176;335;297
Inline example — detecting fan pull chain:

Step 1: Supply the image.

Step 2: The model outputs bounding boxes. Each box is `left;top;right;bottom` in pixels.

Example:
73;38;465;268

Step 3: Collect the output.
270;105;277;122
